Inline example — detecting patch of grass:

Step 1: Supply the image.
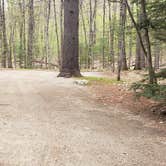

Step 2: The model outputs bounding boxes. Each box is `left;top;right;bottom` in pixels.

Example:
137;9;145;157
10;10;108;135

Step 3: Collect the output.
78;76;123;85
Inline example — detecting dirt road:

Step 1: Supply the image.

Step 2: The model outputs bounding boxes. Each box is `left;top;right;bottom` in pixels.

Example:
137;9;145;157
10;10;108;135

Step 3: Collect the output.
0;70;165;166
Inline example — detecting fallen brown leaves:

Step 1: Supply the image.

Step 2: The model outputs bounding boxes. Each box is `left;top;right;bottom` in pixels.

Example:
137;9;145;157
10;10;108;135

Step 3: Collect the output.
90;83;157;114
89;82;166;132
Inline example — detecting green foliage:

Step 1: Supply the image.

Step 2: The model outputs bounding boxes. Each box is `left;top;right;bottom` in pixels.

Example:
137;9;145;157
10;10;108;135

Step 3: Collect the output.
131;69;166;100
148;0;166;41
131;83;166;101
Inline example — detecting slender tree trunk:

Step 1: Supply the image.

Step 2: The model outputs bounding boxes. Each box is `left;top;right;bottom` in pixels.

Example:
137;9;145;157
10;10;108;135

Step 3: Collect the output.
9;25;15;69
0;0;2;68
44;0;51;69
125;0;156;84
53;0;60;67
102;0;106;68
117;0;128;81
93;0;97;45
58;0;81;77
121;0;128;70
108;0;111;64
88;0;93;69
92;0;97;68
128;9;133;69
111;2;117;72
140;43;145;68
140;0;156;84
19;0;23;68
135;6;142;70
27;0;34;68
11;25;16;68
23;0;26;68
60;0;64;70
135;35;142;70
108;0;116;72
154;42;160;70
1;0;8;68
80;1;88;68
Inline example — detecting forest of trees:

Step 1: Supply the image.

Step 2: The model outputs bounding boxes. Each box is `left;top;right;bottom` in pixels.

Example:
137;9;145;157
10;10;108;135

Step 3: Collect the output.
0;0;165;82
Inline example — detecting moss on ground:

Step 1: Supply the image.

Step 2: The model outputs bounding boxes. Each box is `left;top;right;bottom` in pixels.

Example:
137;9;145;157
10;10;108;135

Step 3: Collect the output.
77;76;123;85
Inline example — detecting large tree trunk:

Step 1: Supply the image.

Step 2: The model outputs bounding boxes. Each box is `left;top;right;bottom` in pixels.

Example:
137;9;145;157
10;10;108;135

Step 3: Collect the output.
58;0;81;77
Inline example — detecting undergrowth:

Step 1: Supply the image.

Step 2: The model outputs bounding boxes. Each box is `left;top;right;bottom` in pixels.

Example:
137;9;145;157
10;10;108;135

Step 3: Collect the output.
131;68;166;101
131;83;166;101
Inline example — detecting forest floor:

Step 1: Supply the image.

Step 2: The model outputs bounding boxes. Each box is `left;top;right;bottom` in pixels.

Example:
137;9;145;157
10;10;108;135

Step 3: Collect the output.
86;70;166;124
0;70;166;166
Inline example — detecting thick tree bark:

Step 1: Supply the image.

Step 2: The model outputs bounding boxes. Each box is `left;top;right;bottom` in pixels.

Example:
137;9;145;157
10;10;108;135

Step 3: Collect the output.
58;0;81;77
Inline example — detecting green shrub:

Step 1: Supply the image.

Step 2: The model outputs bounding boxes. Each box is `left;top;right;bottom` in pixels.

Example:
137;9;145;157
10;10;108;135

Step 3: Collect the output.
131;83;166;101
